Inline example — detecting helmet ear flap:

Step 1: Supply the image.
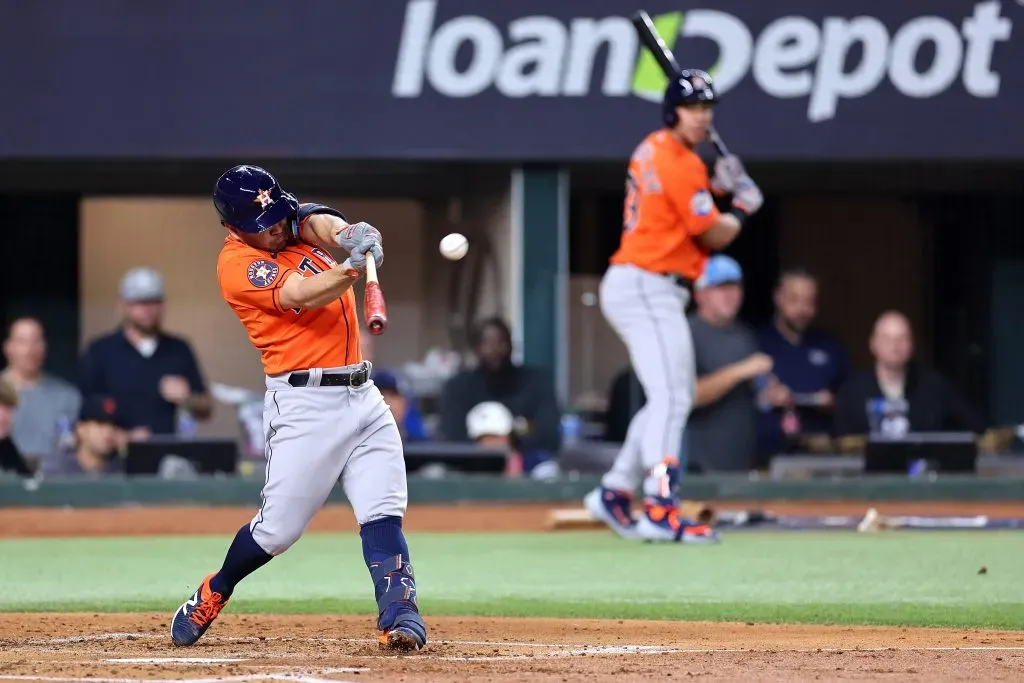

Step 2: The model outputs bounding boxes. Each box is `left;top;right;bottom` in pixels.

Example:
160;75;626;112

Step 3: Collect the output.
663;103;679;129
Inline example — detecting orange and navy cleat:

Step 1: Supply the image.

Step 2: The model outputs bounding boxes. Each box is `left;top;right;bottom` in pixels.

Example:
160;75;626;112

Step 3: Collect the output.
170;573;229;646
584;486;639;539
371;556;427;652
637;496;721;544
379;618;427;651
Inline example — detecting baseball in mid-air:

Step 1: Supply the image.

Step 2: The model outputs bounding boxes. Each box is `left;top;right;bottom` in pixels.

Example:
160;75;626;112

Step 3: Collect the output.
439;232;469;261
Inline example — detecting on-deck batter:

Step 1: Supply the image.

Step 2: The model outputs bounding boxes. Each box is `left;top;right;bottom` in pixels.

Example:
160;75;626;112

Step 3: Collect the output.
584;70;765;543
170;165;427;652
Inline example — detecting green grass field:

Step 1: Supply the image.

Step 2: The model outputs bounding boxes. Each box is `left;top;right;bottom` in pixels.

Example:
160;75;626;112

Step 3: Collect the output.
1;531;1021;629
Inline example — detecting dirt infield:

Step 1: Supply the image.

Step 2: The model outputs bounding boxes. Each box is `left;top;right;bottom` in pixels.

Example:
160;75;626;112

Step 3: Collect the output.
3;500;1024;537
0;613;1021;682
2;501;1023;681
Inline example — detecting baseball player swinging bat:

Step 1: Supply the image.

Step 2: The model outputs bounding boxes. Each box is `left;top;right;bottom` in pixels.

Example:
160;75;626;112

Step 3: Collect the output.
630;10;729;157
170;164;427;652
364;253;388;335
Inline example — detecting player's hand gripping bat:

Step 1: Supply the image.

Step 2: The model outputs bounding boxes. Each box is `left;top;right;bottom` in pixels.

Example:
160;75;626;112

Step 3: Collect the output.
364;255;387;335
630;10;730;157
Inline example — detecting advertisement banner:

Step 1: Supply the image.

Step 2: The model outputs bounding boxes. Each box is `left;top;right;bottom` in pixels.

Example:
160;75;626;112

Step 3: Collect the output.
1;0;1020;160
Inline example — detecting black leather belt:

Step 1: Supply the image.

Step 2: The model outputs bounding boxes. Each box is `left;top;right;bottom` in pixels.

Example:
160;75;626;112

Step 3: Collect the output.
288;364;370;388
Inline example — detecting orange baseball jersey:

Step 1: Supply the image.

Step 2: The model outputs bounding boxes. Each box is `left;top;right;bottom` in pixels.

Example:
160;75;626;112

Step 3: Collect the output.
610;130;720;281
218;236;361;376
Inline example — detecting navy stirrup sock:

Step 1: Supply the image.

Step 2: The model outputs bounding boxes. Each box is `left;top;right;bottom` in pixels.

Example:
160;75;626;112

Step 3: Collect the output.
209;524;274;597
361;516;410;566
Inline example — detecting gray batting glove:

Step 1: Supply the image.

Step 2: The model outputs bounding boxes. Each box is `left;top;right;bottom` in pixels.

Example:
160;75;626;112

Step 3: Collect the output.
334;222;384;271
732;176;764;216
710;154;747;195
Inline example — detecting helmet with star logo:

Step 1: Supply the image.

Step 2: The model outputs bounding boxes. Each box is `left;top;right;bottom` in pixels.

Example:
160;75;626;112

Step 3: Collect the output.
213;165;299;234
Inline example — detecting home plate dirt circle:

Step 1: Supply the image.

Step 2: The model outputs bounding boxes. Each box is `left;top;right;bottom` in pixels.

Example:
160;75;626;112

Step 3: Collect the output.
0;614;1022;682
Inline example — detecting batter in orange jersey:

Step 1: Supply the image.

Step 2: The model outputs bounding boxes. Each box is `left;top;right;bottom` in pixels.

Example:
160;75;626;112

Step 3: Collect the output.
169;165;428;653
585;70;765;544
611;128;720;281
218;236;362;375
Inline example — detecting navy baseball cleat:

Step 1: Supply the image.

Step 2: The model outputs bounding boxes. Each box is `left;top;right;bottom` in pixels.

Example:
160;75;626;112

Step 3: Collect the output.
171;573;229;646
584;486;639;539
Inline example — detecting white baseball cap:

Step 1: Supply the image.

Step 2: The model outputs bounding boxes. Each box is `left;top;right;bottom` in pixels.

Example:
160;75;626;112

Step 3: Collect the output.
466;401;514;440
120;267;165;302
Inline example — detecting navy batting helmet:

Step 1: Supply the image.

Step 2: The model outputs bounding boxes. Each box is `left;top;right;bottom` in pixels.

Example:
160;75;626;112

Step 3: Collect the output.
662;69;717;128
213;165;299;234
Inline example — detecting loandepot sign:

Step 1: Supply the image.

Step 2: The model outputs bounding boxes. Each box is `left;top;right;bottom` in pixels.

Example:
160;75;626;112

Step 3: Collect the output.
392;0;1012;122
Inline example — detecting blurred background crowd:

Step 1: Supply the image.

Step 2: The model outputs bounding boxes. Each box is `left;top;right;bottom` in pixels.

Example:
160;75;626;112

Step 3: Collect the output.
0;256;1015;481
1;0;1022;483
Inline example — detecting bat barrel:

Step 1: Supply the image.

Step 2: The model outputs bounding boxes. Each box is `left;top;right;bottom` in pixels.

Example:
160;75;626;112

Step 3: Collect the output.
364;280;388;335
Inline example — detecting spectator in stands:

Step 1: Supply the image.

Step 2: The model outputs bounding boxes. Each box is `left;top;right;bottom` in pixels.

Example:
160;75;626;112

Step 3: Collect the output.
1;317;81;467
78;267;213;440
440;316;561;473
40;395;125;477
686;256;780;472
757;268;849;455
465;400;522;476
360;328;428;441
834;310;985;438
373;369;428;442
0;377;33;475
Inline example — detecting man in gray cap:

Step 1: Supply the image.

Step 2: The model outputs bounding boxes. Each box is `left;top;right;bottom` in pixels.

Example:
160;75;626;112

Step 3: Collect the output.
685;255;785;472
78;267;213;439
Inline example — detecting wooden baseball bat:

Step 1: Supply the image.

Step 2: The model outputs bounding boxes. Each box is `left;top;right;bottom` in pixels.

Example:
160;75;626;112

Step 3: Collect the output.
630;10;730;156
364;256;387;335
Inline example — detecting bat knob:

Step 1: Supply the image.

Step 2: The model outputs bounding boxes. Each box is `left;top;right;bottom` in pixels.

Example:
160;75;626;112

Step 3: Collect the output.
368;318;386;335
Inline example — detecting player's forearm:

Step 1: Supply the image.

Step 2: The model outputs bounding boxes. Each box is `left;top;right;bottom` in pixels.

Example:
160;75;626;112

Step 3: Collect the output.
694;213;742;251
694;365;744;407
300;213;348;249
279;266;358;310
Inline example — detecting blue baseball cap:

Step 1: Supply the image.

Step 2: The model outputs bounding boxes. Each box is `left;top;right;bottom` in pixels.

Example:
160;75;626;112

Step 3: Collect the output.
696;255;743;290
371;369;401;394
79;395;119;425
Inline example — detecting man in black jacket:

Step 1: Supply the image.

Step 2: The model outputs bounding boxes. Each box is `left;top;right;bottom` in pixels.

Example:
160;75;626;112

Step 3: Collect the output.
834;311;985;437
440;317;562;473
